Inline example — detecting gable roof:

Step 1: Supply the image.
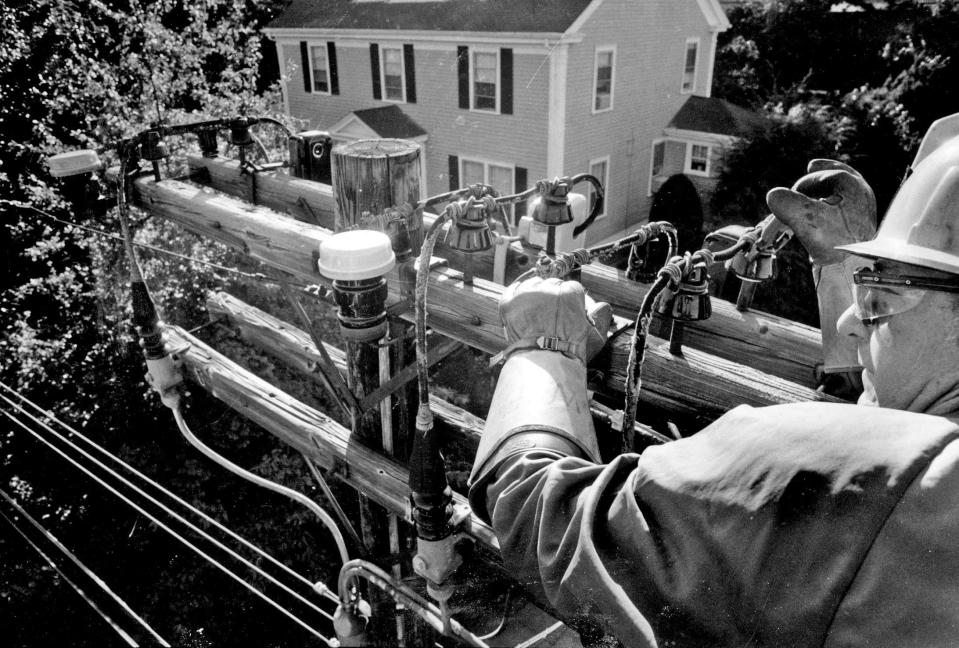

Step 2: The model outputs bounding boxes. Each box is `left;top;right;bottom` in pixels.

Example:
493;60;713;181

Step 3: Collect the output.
350;105;428;138
268;0;595;33
668;96;766;137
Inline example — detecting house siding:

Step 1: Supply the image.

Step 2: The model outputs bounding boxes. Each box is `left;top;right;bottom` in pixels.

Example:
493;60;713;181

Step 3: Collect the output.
278;39;551;198
562;0;717;245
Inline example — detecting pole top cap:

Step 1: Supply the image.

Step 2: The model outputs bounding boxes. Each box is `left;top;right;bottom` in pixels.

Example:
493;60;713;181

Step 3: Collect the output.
318;230;396;281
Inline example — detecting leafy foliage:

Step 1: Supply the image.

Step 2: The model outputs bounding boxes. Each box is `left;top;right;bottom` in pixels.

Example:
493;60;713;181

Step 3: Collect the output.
0;1;350;646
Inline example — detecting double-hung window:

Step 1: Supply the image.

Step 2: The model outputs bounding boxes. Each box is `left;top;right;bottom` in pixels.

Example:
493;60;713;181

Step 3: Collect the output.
649;140;666;195
381;46;405;101
472;51;498;111
588;157;609;219
461;157;514;215
310;45;330;94
682;38;699;94
686;143;710;176
593;47;615;112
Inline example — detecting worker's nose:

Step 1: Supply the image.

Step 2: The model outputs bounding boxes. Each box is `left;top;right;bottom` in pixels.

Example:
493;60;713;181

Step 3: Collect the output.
836;304;869;344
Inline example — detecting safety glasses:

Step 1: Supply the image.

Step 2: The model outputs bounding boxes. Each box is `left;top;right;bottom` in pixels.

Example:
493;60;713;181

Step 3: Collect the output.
853;268;959;325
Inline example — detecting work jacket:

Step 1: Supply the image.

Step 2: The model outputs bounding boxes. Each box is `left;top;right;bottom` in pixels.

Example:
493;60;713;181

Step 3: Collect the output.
477;402;959;647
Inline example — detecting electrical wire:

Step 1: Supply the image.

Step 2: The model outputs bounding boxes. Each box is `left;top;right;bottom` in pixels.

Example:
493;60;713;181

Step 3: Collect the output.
0;397;338;643
170;404;350;566
0;380;339;605
0;488;169;647
0;390;343;617
337;559;491;648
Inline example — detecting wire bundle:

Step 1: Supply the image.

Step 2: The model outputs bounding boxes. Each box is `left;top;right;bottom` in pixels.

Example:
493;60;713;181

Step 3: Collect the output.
0;380;339;646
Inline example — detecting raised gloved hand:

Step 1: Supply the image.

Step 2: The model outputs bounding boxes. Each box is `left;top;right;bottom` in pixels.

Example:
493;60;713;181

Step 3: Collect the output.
766;159;877;266
767;159;876;376
470;278;610;523
496;276;612;366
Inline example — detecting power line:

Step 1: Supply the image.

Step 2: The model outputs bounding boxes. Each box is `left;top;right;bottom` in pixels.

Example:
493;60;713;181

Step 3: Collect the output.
0;398;337;645
0;496;144;647
2;485;172;644
0;380;338;605
0;385;341;617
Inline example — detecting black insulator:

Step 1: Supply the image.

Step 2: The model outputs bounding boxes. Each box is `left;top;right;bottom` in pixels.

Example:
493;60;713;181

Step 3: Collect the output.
197;128;220;158
331;277;389;341
408;429;453;541
447;203;494;253
532;180;574;226
387;218;414;262
130;281;166;359
229;117;253;147
661;262;712;322
141;130;170;162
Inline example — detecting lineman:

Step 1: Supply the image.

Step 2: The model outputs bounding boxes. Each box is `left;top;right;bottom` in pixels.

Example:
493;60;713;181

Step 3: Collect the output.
469;113;959;647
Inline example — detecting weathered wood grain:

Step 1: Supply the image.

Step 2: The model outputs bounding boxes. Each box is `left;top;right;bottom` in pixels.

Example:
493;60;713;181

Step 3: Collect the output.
164;325;499;551
186;155;534;280
205;291;665;450
186;155;824;387
129;175;840;420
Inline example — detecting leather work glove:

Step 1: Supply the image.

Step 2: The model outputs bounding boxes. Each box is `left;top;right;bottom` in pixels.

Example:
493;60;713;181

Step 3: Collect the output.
496;276;612;366
767;159;877;376
469;278;611;524
766;159;877;266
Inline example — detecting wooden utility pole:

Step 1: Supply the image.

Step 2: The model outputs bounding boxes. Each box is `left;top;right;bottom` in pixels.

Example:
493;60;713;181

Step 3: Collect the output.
331;139;425;645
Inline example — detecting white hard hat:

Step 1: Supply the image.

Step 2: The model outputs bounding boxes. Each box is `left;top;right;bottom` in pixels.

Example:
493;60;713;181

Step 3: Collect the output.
839;113;959;275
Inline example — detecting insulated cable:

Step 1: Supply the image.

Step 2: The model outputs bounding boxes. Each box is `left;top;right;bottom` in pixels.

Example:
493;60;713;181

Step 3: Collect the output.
0;398;338;643
0;380;339;605
337;559;491;648
170;403;350;567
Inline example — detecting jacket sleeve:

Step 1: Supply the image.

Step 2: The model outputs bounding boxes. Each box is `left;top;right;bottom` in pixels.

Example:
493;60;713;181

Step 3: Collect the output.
477;402;959;647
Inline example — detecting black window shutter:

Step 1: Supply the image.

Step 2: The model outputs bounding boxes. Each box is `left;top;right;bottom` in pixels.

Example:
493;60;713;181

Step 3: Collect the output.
457;46;469;109
300;41;312;93
500;48;513;115
404;44;416;104
370;44;382;100
327;42;339;95
448;155;460;191
514;166;527;223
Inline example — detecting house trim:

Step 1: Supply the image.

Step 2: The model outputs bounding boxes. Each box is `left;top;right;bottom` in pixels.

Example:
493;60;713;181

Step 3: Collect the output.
704;31;718;97
564;0;608;35
663;127;736;146
327;113;429;145
547;42;569;178
266;29;580;50
696;0;732;32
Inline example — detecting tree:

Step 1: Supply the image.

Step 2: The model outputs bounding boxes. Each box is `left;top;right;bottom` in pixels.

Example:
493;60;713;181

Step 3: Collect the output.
0;2;347;645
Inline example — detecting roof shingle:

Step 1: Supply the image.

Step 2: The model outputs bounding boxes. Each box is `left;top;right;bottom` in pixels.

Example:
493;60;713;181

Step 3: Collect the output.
268;0;594;33
668;95;767;137
351;105;427;138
